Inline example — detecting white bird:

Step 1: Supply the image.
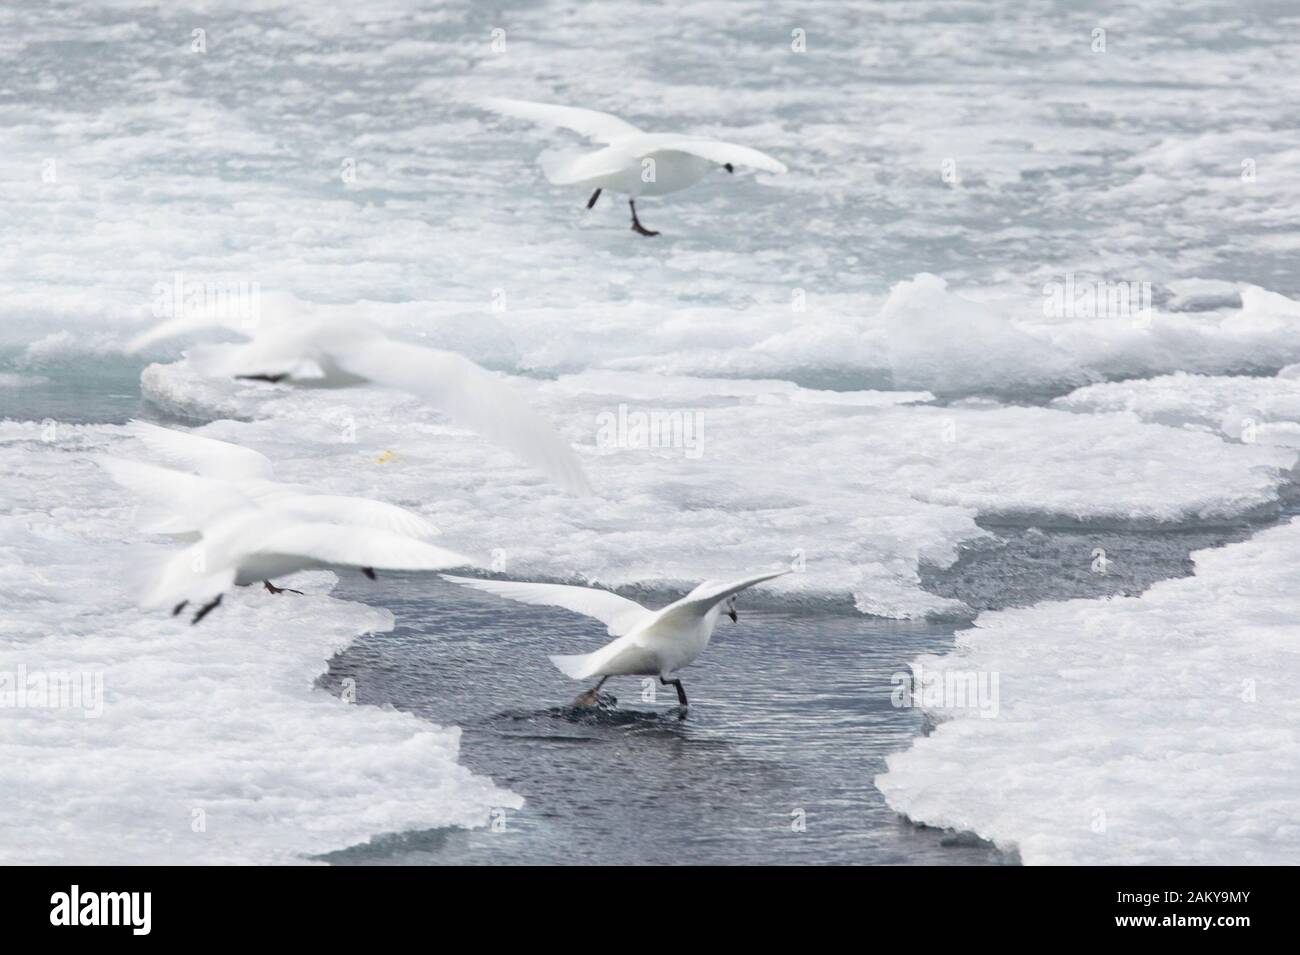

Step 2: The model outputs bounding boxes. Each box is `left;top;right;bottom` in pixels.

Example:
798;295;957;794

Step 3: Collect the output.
480;98;788;236
126;308;593;497
146;504;478;625
443;569;789;706
112;420;440;540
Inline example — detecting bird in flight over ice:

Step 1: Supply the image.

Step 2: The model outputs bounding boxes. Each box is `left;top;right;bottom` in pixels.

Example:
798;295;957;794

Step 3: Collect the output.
127;306;592;497
102;455;479;624
443;569;789;708
479;98;787;237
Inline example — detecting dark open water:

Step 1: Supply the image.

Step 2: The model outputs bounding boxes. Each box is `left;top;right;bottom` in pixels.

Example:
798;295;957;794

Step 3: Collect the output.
318;577;1013;865
316;502;1268;866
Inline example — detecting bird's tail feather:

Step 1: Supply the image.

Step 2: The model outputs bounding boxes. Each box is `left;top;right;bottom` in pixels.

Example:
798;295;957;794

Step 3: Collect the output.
142;542;234;609
538;147;624;186
548;652;597;680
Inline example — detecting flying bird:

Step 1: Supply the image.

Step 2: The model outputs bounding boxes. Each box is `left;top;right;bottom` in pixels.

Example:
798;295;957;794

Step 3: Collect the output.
146;506;478;624
99;427;482;622
443;569;789;707
480;98;787;236
126;311;593;497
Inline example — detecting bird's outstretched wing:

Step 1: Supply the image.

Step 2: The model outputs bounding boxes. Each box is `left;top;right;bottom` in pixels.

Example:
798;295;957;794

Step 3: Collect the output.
650;138;787;175
126;314;255;354
652;569;790;629
125;420;276;481
252;523;476;572
442;575;651;636
127;290;309;354
335;338;593;496
97;456;257;531
258;492;441;539
480;98;642;143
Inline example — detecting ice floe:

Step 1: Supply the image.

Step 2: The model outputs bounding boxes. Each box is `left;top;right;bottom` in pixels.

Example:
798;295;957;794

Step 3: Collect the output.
1055;371;1300;448
130;363;1298;618
102;277;1300;406
877;517;1300;865
0;422;519;864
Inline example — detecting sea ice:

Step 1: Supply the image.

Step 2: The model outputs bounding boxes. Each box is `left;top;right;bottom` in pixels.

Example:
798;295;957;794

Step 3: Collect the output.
1055;371;1300;448
131;363;1298;618
0;422;519;864
877;517;1300;865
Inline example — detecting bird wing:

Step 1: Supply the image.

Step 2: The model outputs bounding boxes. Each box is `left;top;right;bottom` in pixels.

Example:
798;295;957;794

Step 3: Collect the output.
334;338;593;497
650;569;791;630
250;523;476;572
97;456;257;531
125;420;276;481
256;491;440;539
128;289;314;355
185;340;327;381
649;137;787;175
441;575;651;636
126;313;255;354
481;98;642;143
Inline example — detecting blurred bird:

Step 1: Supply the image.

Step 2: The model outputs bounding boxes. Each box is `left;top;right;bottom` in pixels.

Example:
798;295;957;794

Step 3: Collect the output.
109;420;440;540
127;303;593;497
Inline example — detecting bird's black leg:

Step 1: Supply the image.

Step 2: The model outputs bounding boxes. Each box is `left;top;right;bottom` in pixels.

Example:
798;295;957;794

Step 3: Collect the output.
659;676;688;706
191;593;223;625
361;567;376;580
263;580;303;595
586;188;602;209
235;373;288;383
172;600;189;617
629;199;659;237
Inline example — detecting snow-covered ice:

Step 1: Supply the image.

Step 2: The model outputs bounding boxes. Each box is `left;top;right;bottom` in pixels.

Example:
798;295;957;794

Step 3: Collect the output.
128;362;1299;620
0;422;519;864
59;275;1300;405
4;0;1300;865
1055;370;1300;448
877;517;1300;865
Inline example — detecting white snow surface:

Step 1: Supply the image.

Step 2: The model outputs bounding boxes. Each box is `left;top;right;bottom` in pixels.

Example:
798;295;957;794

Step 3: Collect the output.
0;421;520;864
1055;371;1300;447
4;0;1300;866
127;362;1299;617
877;517;1300;865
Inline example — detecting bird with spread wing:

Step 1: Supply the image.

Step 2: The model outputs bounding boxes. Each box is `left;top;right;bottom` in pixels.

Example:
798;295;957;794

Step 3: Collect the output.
443;569;789;707
480;97;787;236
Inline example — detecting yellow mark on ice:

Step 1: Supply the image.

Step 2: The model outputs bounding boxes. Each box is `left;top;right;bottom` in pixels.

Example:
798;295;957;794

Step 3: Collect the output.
376;449;398;464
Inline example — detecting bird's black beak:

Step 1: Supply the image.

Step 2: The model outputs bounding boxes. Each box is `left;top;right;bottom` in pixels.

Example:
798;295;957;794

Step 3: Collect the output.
727;607;738;622
724;163;735;174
